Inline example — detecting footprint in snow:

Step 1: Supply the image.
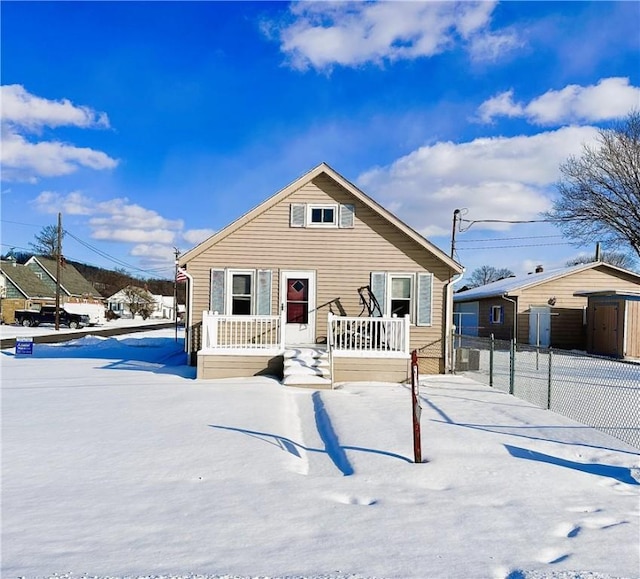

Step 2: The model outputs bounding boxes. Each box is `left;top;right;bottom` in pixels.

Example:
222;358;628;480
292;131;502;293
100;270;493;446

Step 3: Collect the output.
565;505;602;514
536;547;571;565
328;493;377;506
553;522;581;538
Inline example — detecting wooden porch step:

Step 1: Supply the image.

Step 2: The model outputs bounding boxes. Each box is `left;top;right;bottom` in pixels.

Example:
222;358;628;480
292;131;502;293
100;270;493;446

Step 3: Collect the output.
282;346;332;388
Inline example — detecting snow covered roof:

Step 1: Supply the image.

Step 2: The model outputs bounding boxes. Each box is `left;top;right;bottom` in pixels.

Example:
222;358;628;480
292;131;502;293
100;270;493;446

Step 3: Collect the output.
454;262;640;302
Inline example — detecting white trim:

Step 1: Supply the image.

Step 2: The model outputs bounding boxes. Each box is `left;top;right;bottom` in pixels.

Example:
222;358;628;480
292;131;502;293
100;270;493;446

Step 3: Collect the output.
332;350;410;359
280;270;316;345
490;305;503;324
198;348;283;356
225;269;255;315
387;272;415;321
306;203;338;227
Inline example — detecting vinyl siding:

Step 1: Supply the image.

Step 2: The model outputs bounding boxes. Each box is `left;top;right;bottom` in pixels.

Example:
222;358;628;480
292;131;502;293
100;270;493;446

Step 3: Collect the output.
197;354;283;380
186;174;453;356
517;266;640;349
333;356;409;382
627;300;640;359
473;266;640;349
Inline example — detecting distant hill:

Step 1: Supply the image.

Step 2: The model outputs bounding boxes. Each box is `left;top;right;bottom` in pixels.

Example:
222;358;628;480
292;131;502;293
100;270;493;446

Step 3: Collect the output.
4;252;185;301
71;261;184;300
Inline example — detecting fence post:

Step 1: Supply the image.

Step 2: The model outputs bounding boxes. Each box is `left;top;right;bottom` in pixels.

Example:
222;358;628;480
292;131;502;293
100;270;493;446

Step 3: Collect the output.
410;350;422;463
489;334;494;388
547;348;553;410
509;338;515;395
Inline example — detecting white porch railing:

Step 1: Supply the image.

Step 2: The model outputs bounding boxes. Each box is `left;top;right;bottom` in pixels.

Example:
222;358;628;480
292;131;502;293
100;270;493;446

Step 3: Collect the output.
201;310;283;351
327;313;410;357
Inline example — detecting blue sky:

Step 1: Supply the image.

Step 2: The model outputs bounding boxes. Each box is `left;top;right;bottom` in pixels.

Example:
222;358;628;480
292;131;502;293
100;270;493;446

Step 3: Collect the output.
1;1;639;280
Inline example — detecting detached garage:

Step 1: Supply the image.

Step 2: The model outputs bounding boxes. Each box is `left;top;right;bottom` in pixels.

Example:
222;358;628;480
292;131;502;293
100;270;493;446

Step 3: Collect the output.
575;290;640;360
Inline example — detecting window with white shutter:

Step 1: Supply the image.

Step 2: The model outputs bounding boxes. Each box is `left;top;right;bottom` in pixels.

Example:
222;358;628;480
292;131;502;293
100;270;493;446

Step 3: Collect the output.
290;204;306;227
210;269;225;314
339;204;355;228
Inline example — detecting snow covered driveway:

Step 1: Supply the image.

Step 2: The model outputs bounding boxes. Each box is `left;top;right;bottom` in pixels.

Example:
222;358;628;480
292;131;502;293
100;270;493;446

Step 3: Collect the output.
1;329;638;579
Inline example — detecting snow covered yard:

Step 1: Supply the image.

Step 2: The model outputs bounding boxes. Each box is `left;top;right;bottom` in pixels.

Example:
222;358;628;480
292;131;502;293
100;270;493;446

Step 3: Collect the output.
1;329;639;579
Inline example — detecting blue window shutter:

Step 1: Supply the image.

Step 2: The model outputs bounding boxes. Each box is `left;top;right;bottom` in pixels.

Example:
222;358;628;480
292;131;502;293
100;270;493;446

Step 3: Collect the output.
290;203;306;227
339;204;355;228
256;269;272;315
499;306;504;324
210;269;225;314
370;272;387;317
417;273;433;326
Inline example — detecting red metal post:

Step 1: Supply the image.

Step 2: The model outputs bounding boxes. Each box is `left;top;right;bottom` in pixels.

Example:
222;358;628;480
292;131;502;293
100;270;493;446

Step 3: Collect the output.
411;349;422;463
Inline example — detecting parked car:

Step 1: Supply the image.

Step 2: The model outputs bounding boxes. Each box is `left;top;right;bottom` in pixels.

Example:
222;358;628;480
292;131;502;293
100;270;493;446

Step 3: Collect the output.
14;306;91;329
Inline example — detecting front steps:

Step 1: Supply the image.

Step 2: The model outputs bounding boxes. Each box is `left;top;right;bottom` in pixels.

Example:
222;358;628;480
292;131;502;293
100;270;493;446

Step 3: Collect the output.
282;347;332;388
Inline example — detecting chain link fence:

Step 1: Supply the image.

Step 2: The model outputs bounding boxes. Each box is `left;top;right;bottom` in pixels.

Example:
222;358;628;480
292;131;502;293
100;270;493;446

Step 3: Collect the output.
453;335;640;449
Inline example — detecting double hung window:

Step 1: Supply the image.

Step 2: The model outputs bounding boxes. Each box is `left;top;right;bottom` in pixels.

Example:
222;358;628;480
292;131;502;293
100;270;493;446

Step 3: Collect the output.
370;271;433;326
230;272;253;315
390;275;412;317
210;268;272;316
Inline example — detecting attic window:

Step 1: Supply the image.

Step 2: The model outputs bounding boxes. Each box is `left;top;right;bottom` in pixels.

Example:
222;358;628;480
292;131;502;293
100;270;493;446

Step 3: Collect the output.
308;204;337;226
290;203;355;228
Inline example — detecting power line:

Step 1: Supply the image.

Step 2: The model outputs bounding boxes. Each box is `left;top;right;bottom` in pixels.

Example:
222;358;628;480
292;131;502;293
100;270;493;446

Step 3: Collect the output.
456;242;573;251
456;234;564;243
65;230;175;277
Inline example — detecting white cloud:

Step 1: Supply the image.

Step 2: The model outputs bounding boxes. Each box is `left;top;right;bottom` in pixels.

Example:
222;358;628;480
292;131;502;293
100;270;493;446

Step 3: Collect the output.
272;1;518;70
1;84;110;131
33;190;94;215
92;228;176;244
1;130;118;181
357;125;599;237
182;228;216;245
0;85;117;182
478;77;640;125
129;243;178;264
31;191;183;247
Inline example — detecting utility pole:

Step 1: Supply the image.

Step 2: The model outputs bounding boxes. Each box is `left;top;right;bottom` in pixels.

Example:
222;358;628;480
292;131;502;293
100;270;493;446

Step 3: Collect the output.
173;247;180;342
55;212;62;331
450;209;461;259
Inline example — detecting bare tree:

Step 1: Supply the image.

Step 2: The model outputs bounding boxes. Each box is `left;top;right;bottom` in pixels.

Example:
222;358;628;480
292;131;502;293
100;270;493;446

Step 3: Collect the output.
30;224;64;257
546;110;640;257
121;286;156;319
467;265;514;288
566;251;637;270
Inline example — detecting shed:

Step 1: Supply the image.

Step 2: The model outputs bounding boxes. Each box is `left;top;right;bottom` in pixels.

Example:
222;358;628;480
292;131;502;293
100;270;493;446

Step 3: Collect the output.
574;290;640;360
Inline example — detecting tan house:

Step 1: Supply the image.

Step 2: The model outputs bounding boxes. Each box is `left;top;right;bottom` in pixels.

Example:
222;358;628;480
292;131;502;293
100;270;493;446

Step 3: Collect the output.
454;262;640;349
179;163;463;384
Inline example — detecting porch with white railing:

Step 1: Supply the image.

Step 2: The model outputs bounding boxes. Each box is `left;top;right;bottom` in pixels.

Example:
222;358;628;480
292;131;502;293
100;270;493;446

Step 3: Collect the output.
327;312;410;358
200;310;411;358
201;310;284;354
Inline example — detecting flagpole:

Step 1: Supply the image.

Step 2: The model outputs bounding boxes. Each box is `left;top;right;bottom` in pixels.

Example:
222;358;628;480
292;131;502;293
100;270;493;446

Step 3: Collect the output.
173;247;180;343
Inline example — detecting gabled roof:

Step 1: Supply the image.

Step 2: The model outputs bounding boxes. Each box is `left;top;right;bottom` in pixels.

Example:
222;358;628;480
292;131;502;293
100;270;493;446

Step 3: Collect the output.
0;261;54;299
26;256;103;299
179;162;463;272
454;262;640;302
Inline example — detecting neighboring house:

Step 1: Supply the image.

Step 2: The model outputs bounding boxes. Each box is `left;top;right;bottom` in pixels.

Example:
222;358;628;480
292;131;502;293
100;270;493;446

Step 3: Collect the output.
25;256;104;304
453;262;640;350
151;294;177;319
0;259;55;323
575;290;640;360
178;162;463;383
106;287;175;319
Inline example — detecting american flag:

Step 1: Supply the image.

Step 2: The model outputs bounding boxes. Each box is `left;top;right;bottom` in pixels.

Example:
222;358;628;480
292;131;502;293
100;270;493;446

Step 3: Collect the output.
176;267;188;283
